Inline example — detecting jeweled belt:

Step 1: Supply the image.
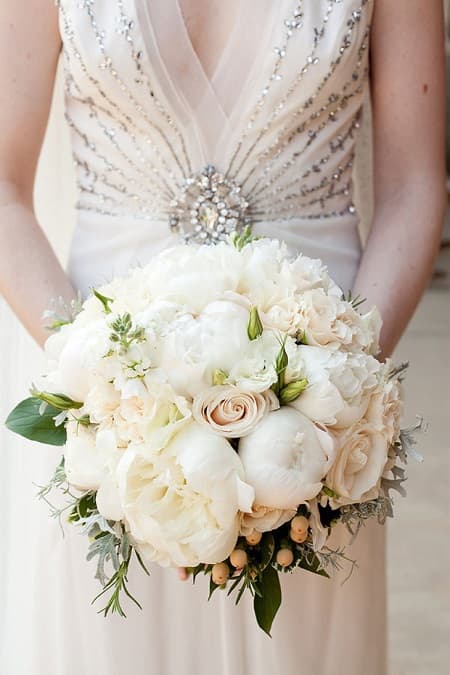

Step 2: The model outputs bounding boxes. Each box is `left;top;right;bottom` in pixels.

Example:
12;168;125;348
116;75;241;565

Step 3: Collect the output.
169;165;252;244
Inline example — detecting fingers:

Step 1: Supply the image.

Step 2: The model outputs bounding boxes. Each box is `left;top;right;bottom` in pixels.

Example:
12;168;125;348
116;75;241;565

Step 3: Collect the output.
178;567;188;581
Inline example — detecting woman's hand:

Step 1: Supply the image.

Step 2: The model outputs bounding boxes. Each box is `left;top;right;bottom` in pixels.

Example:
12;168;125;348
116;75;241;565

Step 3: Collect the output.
353;0;447;359
0;0;76;348
177;567;189;581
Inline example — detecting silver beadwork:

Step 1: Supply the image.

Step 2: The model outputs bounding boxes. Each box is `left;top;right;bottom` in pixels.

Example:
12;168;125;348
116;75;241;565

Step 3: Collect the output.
169;165;252;244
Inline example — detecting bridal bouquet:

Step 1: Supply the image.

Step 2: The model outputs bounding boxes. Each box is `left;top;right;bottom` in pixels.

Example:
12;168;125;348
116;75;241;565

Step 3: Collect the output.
6;230;417;635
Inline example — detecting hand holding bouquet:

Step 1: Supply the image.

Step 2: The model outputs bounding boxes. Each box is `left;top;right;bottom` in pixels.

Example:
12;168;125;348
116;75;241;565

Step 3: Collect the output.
6;231;419;635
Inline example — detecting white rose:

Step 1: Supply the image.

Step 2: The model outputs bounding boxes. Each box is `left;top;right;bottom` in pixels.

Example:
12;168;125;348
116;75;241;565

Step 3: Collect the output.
326;421;389;506
240;505;296;536
238;407;335;509
192;385;279;438
117;422;254;567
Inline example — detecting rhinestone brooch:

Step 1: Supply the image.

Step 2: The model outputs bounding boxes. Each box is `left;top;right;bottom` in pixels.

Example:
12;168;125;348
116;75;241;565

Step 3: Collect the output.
169;165;252;244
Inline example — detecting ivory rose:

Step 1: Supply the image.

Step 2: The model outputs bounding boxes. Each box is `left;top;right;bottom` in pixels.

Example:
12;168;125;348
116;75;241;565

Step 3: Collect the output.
193;385;279;438
326;421;390;507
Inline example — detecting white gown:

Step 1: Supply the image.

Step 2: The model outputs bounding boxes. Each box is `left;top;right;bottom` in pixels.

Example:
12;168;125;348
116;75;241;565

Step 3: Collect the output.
0;1;387;673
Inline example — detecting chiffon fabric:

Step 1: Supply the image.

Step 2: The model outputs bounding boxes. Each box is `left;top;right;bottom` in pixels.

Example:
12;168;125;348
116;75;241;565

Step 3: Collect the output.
0;2;386;674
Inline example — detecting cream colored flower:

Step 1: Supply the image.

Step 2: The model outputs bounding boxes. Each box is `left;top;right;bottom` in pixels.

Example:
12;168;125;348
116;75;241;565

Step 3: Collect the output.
239;407;335;509
239;504;296;536
365;374;404;445
192;385;279;438
116;422;254;567
326;421;389;507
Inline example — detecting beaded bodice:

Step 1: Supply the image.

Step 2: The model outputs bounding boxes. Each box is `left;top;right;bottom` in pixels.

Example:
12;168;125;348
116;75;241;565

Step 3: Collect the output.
57;0;373;245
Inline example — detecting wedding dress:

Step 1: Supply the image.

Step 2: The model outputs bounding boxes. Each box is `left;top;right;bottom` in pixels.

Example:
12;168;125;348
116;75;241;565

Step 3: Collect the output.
0;1;386;673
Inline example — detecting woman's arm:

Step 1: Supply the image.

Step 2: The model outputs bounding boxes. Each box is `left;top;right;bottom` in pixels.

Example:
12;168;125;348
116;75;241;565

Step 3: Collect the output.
0;0;76;348
353;0;447;359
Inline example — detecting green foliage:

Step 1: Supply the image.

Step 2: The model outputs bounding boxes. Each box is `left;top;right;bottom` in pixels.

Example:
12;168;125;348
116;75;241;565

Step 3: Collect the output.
5;397;67;446
231;225;259;251
109;313;146;354
253;564;282;637
30;389;83;411
93;289;114;314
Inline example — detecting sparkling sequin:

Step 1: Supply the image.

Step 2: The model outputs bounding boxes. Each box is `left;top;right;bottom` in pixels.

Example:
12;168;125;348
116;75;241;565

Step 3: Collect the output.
56;0;373;229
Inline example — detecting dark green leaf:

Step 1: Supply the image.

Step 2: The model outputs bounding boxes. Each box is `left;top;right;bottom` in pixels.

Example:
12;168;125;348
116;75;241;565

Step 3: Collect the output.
259;533;275;571
253;564;282;637
208;576;220;601
5;397;67;446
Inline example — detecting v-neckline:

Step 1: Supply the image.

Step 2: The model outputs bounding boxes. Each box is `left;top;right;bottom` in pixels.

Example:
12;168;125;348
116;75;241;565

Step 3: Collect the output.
135;0;281;167
174;0;242;92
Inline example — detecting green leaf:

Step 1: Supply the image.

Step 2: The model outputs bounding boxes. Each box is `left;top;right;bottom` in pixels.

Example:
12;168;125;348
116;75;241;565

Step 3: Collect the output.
93;289;114;314
247;306;263;341
253;565;282;637
259;533;275;571
279;379;308;405
5;397;67;446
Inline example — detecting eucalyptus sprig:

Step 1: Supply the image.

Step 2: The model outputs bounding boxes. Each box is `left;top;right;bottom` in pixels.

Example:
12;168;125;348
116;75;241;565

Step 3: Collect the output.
109;313;146;354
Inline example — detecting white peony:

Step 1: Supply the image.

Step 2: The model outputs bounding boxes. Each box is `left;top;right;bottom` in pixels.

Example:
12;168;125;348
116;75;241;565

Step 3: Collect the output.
192;385;279;438
238;407;335;509
117;422;254;567
157;301;251;397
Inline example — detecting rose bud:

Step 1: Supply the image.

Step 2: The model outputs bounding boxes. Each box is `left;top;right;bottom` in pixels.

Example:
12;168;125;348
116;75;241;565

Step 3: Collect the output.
212;562;230;585
290;515;309;537
290;527;308;544
230;549;248;569
245;530;263;546
276;548;294;567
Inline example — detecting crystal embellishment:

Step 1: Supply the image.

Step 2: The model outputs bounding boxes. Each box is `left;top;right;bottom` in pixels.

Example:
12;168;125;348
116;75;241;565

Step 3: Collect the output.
169;165;252;243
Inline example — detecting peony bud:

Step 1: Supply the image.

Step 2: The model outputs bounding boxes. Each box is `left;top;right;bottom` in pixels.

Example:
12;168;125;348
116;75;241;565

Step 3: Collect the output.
290;515;309;537
212;562;230;585
245;530;263;546
247;306;263;341
230;549;248;569
290;527;308;544
279;379;308;405
276;548;294;567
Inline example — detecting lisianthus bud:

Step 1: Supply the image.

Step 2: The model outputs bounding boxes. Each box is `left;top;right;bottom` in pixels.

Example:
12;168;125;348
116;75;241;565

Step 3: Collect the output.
276;548;294;567
245;530;263;546
290;515;309;537
247;306;263;341
212;369;228;386
279;379;308;405
230;549;248;569
212;562;230;585
290;528;308;544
